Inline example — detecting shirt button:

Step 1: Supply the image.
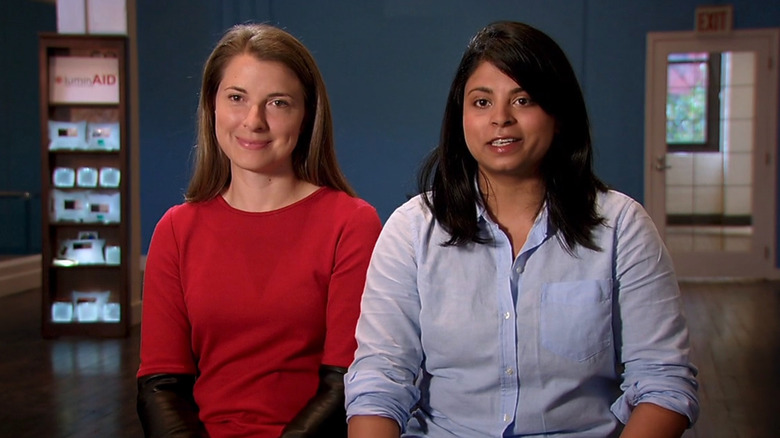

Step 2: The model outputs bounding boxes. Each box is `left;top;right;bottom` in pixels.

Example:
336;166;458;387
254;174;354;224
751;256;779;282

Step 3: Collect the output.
505;368;514;376
516;265;523;274
503;413;510;422
504;312;511;320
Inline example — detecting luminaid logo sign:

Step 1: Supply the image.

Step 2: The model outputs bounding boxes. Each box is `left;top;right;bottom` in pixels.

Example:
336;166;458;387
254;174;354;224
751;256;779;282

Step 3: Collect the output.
49;56;120;104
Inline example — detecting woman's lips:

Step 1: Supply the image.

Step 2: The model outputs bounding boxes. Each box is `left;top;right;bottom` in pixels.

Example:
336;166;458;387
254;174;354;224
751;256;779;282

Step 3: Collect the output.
238;138;271;150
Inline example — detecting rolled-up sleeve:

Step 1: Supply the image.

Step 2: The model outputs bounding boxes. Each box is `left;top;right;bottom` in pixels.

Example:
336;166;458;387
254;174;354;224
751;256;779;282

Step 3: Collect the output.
345;204;424;430
609;199;699;425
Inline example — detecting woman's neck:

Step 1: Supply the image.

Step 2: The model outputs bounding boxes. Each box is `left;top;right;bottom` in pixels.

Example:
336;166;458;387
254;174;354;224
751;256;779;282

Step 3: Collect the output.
222;172;319;213
480;173;545;221
479;173;545;257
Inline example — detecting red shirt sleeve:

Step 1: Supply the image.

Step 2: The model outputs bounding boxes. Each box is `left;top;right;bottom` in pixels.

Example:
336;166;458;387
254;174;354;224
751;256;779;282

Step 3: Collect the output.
322;202;382;368
137;207;198;377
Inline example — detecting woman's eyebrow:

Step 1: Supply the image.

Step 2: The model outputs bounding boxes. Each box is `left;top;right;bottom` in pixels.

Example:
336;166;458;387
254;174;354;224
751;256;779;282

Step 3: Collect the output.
466;86;525;95
222;85;247;93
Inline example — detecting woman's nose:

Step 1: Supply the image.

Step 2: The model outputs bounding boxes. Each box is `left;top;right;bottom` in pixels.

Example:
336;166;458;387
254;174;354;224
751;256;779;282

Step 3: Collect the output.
490;105;516;127
243;104;267;130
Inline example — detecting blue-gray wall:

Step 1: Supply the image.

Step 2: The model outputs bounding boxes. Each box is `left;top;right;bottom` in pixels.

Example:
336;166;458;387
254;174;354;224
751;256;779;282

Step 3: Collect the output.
2;0;779;259
0;0;55;254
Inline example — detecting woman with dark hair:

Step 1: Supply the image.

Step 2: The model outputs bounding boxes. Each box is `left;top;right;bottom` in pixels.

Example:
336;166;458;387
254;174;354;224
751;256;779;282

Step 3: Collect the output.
136;23;381;437
345;21;698;437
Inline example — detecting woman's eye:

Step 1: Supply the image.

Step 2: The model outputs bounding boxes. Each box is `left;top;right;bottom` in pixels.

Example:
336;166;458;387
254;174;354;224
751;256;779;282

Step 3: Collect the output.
474;98;490;108
515;96;532;106
227;94;243;102
269;99;289;108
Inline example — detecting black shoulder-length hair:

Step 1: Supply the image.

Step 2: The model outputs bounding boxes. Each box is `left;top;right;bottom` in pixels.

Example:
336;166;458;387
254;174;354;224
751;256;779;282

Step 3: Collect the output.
418;21;607;252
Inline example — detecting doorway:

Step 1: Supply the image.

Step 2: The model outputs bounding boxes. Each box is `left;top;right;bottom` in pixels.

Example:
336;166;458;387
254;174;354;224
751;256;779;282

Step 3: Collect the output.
644;29;779;278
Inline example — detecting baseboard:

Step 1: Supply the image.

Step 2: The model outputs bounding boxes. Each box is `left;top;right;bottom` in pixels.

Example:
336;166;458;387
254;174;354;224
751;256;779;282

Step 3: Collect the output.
0;255;42;298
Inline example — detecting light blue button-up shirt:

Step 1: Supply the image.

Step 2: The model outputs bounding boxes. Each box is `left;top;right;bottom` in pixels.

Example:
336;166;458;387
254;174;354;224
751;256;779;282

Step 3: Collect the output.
345;190;698;437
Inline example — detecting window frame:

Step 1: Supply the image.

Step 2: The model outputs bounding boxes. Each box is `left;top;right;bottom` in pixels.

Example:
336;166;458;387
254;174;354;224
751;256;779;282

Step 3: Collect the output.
666;52;722;153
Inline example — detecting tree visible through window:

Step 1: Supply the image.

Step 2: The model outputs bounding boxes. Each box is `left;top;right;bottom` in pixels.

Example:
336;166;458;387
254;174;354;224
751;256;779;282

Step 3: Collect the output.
666;52;722;152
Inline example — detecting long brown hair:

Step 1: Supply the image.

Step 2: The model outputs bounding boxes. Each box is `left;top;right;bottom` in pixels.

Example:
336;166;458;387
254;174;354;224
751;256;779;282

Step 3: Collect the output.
186;23;355;202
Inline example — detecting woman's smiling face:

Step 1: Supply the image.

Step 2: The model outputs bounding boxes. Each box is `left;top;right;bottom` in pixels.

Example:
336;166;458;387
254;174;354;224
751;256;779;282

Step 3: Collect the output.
214;53;306;180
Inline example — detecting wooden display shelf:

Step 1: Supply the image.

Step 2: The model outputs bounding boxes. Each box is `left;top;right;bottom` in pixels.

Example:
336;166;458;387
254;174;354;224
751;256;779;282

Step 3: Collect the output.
39;33;131;338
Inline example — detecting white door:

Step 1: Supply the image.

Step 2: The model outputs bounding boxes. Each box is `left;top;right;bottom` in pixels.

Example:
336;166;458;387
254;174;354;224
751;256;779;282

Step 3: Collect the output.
644;29;778;278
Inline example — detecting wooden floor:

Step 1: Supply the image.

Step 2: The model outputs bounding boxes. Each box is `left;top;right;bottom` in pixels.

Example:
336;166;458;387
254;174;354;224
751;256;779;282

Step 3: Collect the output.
679;281;780;438
0;282;778;437
0;288;142;438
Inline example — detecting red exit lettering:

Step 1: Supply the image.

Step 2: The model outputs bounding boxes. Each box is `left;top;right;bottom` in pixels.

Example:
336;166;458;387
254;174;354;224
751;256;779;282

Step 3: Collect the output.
695;6;733;34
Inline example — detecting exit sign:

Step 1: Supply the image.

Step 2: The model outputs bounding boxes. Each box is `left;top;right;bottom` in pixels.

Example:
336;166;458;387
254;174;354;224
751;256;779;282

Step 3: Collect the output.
695;5;733;34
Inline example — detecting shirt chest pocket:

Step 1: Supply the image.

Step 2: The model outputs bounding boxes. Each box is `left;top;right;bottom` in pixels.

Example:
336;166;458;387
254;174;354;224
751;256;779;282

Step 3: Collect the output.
540;279;612;362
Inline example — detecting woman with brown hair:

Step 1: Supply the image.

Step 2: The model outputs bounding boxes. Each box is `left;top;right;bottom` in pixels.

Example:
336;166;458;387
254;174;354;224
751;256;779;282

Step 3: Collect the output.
137;23;381;437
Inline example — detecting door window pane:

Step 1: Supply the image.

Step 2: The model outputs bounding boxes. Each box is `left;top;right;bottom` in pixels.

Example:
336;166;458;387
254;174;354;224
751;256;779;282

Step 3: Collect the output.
666;52;721;152
666;53;708;144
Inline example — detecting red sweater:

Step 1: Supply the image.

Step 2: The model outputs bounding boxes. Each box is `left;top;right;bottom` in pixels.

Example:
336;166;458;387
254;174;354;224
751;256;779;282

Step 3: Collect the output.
138;188;381;437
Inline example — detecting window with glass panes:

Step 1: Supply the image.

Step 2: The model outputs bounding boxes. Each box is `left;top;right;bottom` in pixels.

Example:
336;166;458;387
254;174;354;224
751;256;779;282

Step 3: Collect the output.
666;52;722;152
